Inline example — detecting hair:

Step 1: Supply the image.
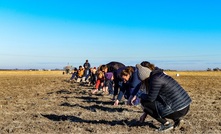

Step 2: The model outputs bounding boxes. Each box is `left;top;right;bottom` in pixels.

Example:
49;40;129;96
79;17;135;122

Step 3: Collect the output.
143;78;149;92
99;65;108;72
121;66;134;77
97;70;104;79
141;61;155;71
74;68;78;71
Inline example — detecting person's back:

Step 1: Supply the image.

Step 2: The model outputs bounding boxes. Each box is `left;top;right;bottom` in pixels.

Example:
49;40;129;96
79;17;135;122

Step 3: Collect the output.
146;68;191;117
106;61;125;72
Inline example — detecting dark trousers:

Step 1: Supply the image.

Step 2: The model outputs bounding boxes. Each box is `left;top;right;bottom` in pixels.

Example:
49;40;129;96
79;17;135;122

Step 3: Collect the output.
141;100;190;124
70;72;77;80
90;74;97;85
113;80;120;96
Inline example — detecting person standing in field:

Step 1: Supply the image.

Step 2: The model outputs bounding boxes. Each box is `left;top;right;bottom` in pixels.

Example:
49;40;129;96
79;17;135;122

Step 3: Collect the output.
132;61;192;132
83;60;91;82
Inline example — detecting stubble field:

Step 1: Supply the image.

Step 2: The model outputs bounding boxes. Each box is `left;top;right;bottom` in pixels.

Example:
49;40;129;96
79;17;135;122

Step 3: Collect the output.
0;71;221;134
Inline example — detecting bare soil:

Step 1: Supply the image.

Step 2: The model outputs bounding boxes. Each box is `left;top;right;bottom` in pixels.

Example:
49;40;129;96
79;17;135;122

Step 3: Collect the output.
0;71;221;134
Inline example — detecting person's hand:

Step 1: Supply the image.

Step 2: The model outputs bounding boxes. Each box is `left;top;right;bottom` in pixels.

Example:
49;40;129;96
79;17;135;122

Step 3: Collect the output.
139;112;147;123
130;95;137;105
114;100;119;106
127;95;133;105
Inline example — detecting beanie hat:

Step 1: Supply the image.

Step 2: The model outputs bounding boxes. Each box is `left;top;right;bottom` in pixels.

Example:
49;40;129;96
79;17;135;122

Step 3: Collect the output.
136;64;152;81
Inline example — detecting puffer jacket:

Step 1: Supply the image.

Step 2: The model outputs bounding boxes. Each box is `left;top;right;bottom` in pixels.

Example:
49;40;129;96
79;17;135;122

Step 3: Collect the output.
140;68;192;117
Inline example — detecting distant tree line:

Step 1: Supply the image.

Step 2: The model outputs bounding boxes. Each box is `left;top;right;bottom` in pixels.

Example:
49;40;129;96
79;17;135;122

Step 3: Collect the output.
207;67;221;71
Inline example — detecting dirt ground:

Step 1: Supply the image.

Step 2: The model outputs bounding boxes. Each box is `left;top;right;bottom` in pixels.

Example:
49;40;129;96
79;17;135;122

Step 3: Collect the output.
0;71;221;134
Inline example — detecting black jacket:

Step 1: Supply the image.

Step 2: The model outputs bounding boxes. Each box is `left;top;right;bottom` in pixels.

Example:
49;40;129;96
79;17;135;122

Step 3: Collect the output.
141;68;192;117
106;61;125;72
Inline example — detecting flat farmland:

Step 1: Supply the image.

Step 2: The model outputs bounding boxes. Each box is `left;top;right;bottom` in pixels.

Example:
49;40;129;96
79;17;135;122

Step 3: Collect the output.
0;71;221;134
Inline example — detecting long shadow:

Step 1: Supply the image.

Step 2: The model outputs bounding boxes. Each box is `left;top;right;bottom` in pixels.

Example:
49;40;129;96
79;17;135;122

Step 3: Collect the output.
75;96;99;100
82;100;125;105
61;95;98;100
47;89;72;95
41;114;157;128
75;96;123;106
60;102;130;113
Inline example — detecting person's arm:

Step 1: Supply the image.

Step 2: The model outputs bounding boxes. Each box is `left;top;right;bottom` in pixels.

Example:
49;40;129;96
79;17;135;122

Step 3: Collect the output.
114;90;124;106
88;63;91;69
116;87;125;101
140;77;162;102
114;83;127;105
131;82;142;96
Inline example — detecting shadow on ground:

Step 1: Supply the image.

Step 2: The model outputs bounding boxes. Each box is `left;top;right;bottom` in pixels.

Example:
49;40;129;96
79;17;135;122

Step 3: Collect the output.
60;102;131;113
41;114;157;128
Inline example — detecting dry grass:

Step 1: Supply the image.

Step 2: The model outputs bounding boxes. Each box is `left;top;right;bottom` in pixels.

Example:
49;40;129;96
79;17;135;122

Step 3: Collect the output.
165;71;221;76
0;71;221;133
0;70;64;75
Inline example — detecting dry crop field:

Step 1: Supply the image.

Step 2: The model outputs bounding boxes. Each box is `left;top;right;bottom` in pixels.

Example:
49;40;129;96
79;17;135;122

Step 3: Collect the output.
0;71;221;134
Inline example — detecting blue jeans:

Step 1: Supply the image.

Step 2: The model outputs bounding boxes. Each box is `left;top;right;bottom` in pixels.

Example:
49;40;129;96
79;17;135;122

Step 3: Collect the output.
105;80;114;95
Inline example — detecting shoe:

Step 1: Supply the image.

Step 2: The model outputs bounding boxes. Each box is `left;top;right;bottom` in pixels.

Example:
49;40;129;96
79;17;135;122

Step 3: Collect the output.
157;122;174;132
174;119;184;129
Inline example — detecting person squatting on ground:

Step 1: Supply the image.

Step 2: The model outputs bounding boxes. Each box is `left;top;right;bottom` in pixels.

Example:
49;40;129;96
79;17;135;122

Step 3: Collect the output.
91;62;125;95
69;67;78;82
101;62;126;99
114;66;141;106
102;71;114;95
76;66;85;82
88;67;97;86
91;70;105;94
99;65;114;95
131;61;192;132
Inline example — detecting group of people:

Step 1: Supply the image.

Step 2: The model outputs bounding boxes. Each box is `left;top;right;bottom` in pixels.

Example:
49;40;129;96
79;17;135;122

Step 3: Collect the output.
69;60;96;84
68;60;192;132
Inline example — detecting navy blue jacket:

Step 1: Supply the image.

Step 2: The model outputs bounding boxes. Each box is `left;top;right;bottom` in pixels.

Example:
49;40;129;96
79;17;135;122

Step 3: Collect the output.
117;67;141;101
140;68;192;117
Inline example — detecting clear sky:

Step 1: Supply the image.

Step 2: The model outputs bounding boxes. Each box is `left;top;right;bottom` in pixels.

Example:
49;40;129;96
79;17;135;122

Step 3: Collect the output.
0;0;221;70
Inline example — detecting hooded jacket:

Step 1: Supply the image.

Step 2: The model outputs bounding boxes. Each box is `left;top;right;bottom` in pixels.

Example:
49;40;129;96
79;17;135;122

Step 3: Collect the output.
140;68;192;117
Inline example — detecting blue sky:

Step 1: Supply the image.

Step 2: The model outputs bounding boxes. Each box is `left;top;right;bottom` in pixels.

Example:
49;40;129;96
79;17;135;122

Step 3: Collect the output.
0;0;221;70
